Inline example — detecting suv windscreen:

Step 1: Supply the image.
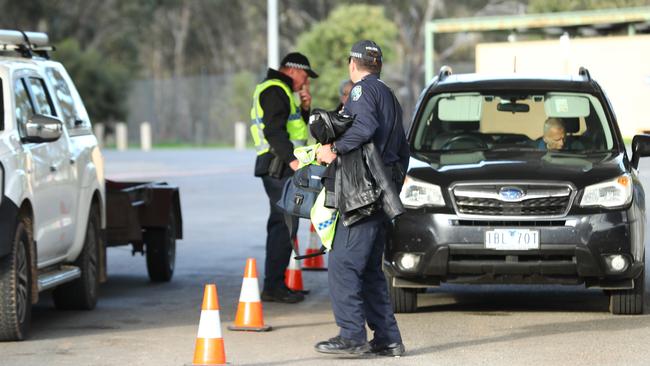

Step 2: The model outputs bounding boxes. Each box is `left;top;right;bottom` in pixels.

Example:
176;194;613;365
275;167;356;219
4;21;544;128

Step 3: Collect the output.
413;92;615;153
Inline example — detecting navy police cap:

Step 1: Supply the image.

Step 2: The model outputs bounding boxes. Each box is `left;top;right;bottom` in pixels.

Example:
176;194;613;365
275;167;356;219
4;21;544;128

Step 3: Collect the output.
349;40;382;63
280;52;319;78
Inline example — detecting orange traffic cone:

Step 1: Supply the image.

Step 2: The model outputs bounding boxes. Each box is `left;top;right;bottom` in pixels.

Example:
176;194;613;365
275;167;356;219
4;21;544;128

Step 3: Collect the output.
228;258;271;332
302;224;327;271
192;284;226;365
285;241;309;294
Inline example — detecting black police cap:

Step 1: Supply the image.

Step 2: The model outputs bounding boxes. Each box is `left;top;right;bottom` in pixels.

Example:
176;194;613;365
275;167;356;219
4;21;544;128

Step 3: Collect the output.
280;52;319;78
349;40;383;63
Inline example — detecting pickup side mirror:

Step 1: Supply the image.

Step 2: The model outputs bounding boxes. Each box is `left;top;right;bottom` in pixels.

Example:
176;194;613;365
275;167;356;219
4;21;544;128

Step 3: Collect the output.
631;134;650;169
23;114;63;143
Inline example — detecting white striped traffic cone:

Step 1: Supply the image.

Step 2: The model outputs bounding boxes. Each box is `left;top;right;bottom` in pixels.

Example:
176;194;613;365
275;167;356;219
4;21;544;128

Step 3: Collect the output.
228;258;271;332
285;243;309;294
192;284;226;365
302;223;327;271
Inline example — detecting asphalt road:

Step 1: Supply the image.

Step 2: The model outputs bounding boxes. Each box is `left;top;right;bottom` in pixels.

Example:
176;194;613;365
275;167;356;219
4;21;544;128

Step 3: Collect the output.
2;148;650;366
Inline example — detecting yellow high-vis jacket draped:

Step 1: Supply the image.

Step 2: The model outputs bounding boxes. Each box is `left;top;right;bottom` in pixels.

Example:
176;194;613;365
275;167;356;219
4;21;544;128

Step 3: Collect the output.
250;79;308;155
294;144;338;251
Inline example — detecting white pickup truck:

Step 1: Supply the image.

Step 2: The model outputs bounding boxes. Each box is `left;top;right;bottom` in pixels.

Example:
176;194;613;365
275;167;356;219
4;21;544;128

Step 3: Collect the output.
0;30;182;341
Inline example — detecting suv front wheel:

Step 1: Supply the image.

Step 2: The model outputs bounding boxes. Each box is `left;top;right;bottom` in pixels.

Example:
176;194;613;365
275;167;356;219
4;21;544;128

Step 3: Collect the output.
386;273;418;313
0;215;33;341
609;262;645;315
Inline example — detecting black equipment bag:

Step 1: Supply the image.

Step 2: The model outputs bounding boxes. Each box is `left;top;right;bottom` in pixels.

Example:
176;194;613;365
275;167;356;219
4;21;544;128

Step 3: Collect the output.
277;164;326;219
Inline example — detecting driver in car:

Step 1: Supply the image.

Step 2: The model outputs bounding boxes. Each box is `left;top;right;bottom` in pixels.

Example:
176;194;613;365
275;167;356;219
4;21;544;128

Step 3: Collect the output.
539;117;566;150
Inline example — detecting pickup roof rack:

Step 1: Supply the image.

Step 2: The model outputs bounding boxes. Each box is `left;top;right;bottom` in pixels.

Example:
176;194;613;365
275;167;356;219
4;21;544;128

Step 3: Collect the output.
0;29;53;59
438;64;593;83
438;65;453;81
578;66;591;81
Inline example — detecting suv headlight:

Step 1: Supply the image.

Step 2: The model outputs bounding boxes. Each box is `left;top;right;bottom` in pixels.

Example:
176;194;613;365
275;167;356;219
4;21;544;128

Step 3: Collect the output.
399;176;445;208
580;174;632;208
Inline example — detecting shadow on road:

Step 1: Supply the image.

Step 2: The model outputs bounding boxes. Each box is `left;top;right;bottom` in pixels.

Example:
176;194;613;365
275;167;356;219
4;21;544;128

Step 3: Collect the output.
271;321;333;331
406;315;650;356
27;274;205;341
417;286;611;313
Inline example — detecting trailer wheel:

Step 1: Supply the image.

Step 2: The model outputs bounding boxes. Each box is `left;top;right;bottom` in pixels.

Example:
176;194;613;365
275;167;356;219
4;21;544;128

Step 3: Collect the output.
145;210;176;282
0;215;33;341
53;207;100;310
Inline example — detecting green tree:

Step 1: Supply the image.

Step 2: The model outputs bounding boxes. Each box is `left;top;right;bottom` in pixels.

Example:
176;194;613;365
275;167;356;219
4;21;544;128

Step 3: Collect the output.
296;5;398;110
54;38;129;123
229;71;256;123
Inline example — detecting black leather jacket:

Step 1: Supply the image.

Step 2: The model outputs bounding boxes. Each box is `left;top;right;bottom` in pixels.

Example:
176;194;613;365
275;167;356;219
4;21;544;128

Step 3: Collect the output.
309;109;405;226
335;142;405;226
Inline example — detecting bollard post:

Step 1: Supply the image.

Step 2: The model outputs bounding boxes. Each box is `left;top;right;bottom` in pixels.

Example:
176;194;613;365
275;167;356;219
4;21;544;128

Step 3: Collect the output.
93;123;105;148
235;121;247;150
115;122;128;151
140;121;152;151
194;122;204;146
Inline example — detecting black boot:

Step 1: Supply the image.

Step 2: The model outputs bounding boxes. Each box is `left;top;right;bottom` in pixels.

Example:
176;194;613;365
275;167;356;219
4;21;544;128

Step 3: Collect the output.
314;336;370;355
369;339;405;357
261;286;304;303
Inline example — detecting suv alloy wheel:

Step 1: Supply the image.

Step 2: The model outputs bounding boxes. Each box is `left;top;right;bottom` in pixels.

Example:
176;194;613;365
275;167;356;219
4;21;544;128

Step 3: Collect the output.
0;215;33;341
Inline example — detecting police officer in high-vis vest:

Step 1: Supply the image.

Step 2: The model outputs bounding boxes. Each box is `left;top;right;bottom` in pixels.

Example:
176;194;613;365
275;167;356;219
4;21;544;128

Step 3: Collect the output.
315;40;409;357
251;52;318;303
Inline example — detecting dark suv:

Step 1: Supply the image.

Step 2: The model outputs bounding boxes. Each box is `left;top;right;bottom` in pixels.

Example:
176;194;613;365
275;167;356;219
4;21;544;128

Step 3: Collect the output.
385;66;650;315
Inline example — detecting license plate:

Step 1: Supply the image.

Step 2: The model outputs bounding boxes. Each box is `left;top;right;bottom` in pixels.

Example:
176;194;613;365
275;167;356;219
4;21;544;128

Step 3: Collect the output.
484;229;539;250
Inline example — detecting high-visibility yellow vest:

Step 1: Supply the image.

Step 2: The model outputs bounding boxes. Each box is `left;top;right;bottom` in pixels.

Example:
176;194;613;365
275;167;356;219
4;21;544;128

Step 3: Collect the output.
250;79;308;155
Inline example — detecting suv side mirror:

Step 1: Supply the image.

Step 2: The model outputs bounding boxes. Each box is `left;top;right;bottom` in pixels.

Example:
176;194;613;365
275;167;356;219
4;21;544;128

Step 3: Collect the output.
23;114;63;143
631;134;650;169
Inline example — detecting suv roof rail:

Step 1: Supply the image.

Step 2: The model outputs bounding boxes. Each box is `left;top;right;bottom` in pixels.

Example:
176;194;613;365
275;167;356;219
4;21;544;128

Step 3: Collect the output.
578;66;591;81
438;65;453;81
0;29;53;59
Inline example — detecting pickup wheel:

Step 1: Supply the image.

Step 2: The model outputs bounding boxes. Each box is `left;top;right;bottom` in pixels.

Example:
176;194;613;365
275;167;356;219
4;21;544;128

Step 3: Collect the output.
609;265;645;315
0;216;33;341
386;274;418;313
52;208;100;310
145;210;176;282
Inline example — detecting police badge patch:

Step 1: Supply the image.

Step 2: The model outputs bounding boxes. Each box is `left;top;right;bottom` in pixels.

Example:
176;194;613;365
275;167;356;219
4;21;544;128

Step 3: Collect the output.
351;85;362;101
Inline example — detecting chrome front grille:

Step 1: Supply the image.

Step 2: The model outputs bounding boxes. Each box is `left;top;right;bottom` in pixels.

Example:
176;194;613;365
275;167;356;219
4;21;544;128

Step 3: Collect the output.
451;182;575;218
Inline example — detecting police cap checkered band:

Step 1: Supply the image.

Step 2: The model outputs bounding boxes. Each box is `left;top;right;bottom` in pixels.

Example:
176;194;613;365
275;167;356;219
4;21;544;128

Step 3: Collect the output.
284;62;309;70
349;40;383;62
280;52;319;78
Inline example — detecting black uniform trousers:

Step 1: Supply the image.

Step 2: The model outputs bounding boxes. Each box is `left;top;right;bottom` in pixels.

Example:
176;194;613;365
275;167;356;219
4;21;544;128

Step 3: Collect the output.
328;213;402;345
261;175;298;291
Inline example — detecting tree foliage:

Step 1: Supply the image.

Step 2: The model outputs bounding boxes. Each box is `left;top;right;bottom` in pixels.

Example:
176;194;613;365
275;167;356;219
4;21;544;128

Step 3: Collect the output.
296;5;398;109
4;0;644;142
229;71;257;124
54;39;129;123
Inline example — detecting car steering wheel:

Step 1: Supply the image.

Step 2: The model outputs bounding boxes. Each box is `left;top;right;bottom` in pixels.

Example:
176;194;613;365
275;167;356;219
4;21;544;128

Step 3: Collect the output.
441;134;489;150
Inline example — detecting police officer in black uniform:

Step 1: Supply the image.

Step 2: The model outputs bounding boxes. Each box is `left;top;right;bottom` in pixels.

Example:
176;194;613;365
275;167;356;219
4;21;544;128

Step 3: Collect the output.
315;40;409;356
